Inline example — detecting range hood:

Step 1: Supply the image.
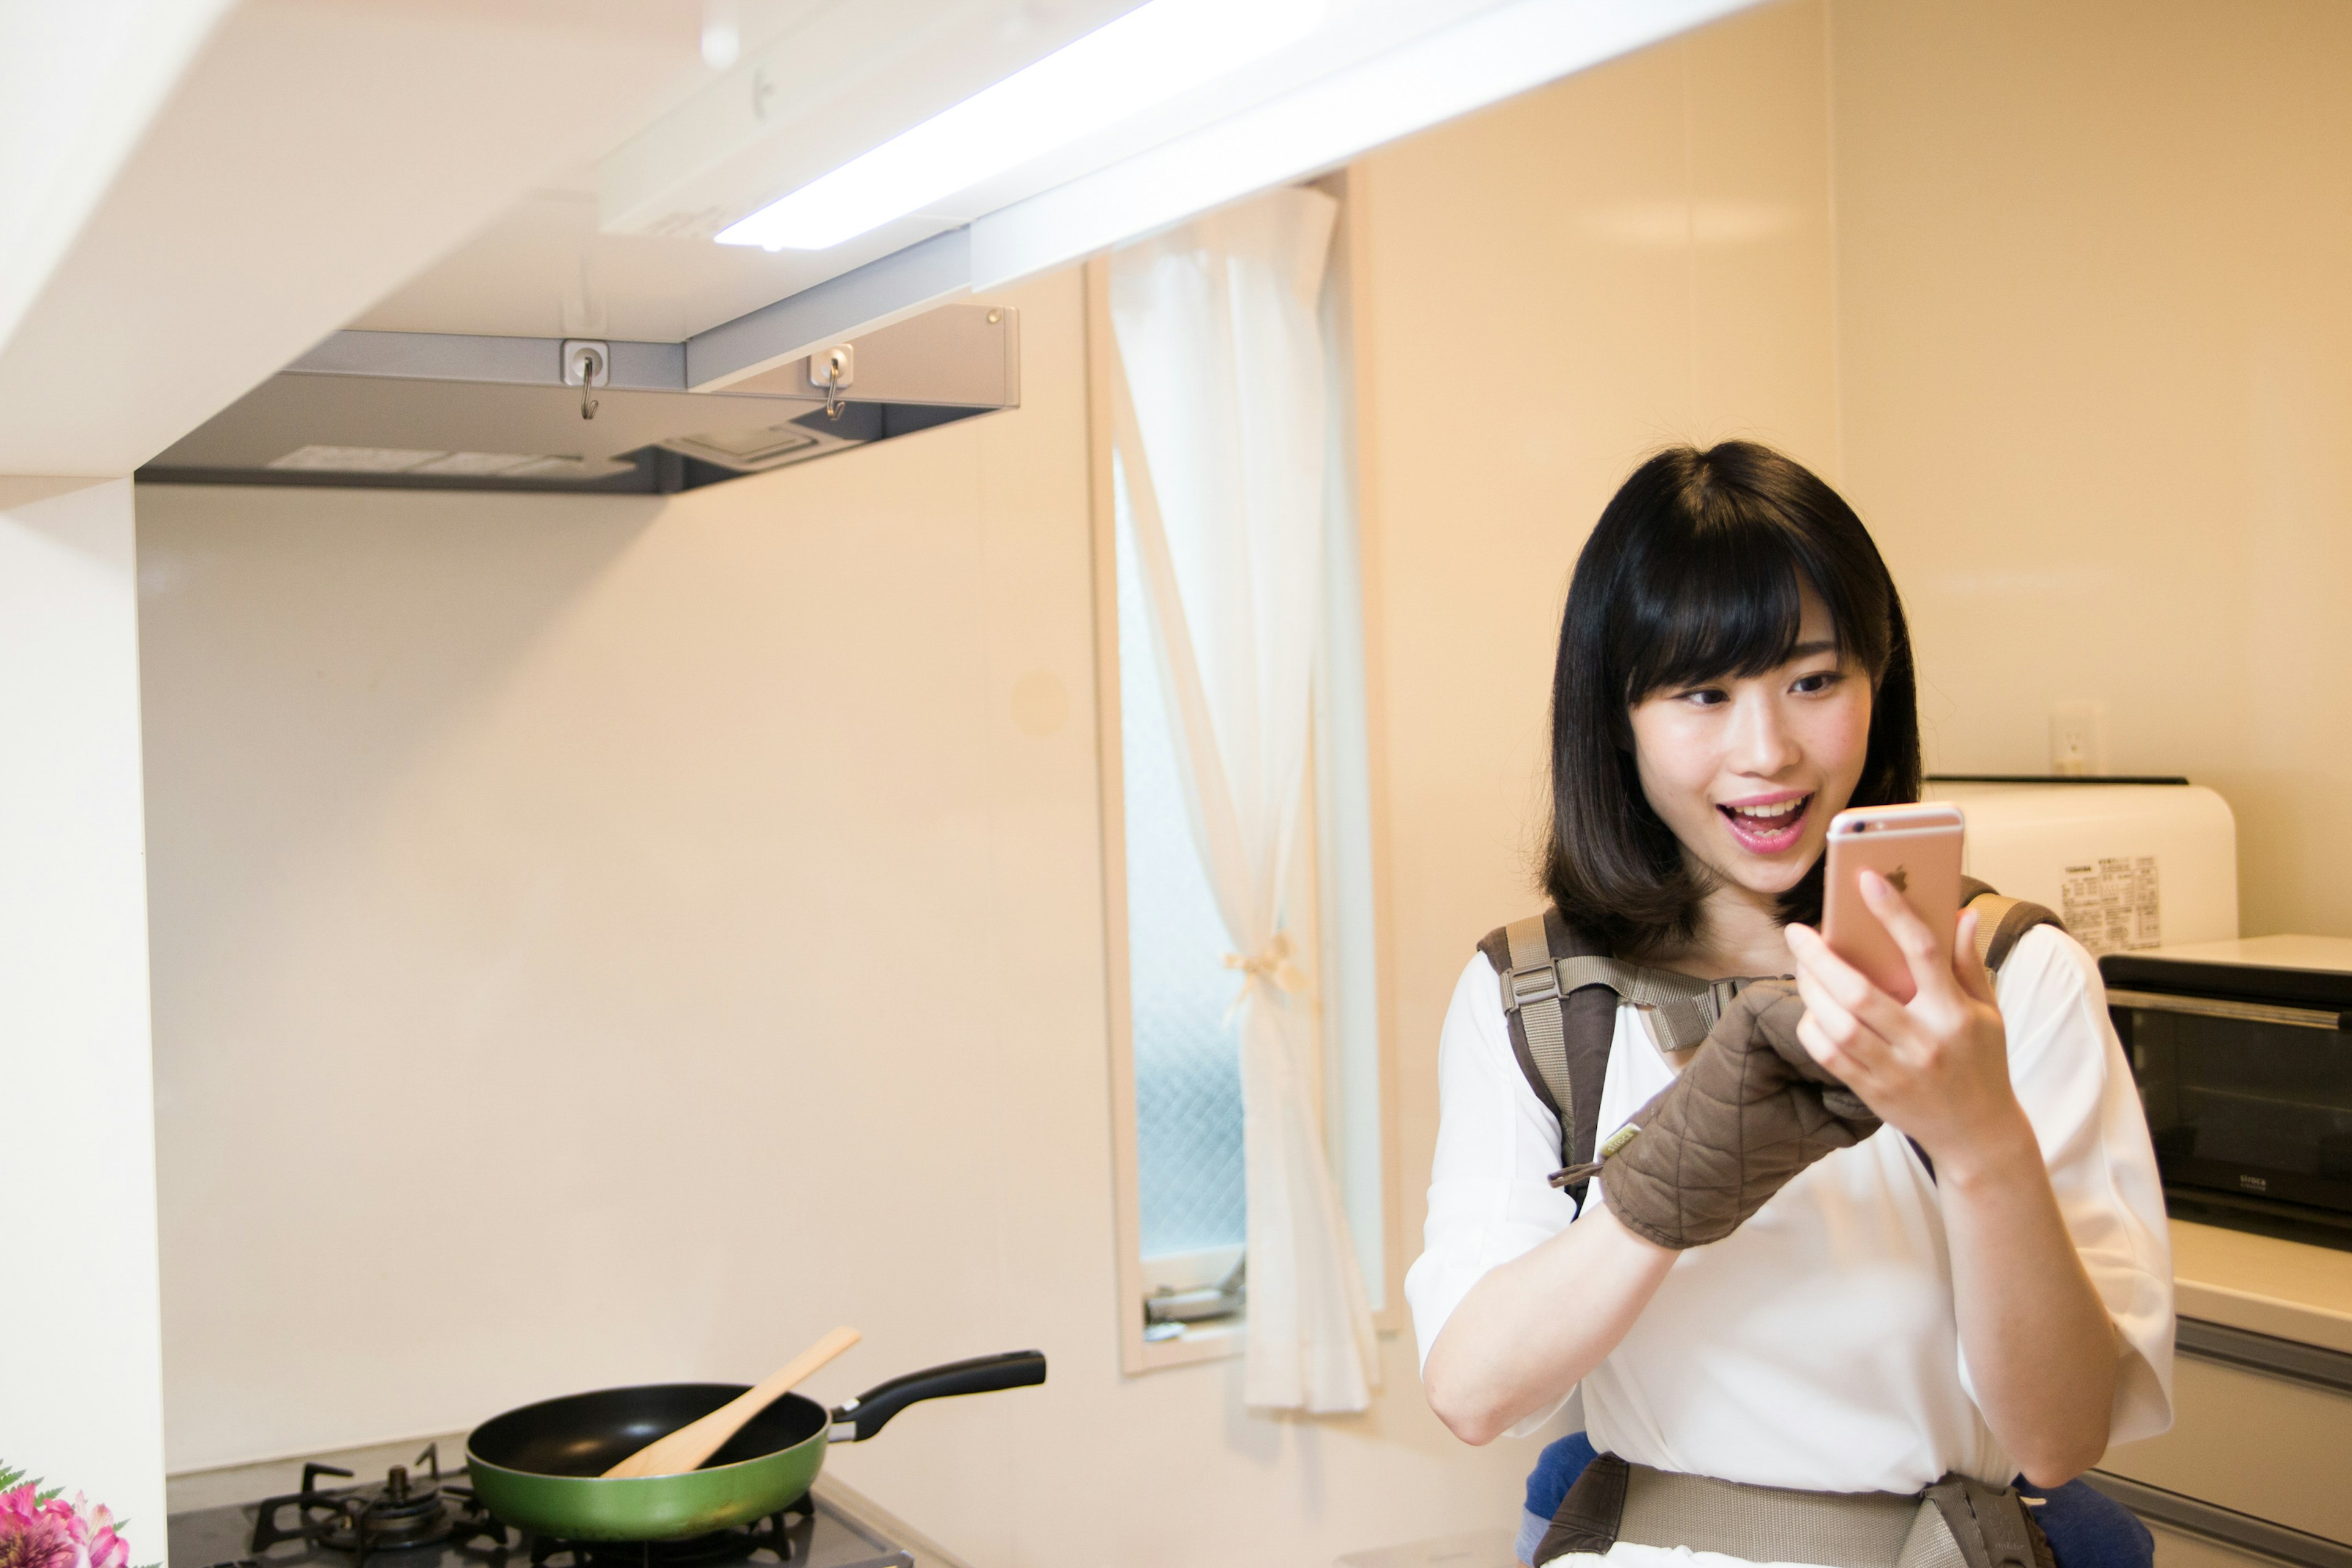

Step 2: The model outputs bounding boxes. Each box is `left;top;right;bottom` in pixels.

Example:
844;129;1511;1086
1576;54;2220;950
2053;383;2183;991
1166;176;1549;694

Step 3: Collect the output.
138;303;1017;494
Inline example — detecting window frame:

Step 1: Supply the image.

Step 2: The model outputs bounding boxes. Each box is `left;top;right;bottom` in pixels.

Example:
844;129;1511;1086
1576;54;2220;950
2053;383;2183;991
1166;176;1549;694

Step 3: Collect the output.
1085;179;1407;1376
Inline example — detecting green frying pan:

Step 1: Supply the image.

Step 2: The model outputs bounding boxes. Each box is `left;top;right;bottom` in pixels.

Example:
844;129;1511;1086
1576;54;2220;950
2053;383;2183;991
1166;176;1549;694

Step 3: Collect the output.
464;1351;1045;1541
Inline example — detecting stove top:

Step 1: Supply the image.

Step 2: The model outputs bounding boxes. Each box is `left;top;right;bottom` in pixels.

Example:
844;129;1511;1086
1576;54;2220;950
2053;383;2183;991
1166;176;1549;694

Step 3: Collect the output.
167;1449;917;1568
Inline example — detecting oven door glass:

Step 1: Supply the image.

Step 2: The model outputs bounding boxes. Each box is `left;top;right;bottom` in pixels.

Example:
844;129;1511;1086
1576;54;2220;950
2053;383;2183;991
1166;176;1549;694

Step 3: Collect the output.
2119;1000;2352;1215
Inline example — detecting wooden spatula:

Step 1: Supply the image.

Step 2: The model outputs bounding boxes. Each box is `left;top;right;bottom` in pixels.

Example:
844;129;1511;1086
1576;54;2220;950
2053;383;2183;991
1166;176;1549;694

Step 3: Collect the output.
602;1325;862;1479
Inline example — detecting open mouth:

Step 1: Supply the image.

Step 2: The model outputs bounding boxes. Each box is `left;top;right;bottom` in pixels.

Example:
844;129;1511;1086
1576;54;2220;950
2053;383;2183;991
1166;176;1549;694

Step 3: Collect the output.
1716;793;1814;854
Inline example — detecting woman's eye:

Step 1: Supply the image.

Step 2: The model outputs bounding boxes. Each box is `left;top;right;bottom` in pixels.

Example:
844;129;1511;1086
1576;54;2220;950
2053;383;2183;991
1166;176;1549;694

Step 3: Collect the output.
1791;671;1843;695
1679;687;1729;707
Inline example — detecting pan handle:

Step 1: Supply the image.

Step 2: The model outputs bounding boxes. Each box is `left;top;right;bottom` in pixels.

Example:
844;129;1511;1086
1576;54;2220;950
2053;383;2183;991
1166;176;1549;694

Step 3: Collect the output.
827;1349;1047;1442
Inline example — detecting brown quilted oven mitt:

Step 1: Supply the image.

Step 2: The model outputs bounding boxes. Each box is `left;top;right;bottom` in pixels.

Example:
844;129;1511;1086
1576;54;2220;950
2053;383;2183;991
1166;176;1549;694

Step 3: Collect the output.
1600;981;1882;1249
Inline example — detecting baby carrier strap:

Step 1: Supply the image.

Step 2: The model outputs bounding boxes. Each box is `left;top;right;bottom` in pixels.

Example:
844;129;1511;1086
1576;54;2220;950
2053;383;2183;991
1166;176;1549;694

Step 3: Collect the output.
1477;911;1776;1208
1534;1455;2055;1568
1480;881;2062;1204
1477;911;1619;1207
1958;876;2062;973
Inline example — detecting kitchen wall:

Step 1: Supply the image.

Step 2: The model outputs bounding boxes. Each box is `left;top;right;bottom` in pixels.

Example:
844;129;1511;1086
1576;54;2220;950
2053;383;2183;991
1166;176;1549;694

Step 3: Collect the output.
1348;0;2352;1012
1;478;168;1551
136;10;1846;1561
143;0;2352;1558
1829;0;2352;939
138;265;1529;1565
1344;0;1841;1256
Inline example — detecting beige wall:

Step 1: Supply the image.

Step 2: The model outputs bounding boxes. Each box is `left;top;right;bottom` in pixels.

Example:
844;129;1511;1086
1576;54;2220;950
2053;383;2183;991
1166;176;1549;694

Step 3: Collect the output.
1830;0;2352;937
138;270;1541;1564
145;0;2352;1556
1347;0;1841;1262
139;11;1852;1561
1349;0;2352;982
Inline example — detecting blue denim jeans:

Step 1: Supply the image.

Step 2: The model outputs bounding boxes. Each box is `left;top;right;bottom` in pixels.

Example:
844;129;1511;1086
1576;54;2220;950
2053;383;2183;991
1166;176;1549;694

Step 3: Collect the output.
1517;1434;2152;1568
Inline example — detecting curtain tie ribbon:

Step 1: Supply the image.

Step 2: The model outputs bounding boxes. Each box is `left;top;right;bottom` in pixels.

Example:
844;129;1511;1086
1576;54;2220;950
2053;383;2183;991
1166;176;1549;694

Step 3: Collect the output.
1224;932;1307;1004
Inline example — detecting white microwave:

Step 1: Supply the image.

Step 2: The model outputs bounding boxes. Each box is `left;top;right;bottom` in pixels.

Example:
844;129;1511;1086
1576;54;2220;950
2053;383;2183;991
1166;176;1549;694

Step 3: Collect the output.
1921;777;2239;954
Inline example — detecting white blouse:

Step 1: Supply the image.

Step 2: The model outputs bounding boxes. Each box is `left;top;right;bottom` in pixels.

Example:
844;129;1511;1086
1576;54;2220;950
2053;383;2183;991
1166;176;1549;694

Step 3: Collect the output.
1403;924;2175;1493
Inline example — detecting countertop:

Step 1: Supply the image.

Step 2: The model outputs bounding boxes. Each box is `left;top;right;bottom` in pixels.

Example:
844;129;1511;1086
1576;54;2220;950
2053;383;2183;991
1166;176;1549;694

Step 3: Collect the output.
2170;1218;2352;1353
165;1432;974;1568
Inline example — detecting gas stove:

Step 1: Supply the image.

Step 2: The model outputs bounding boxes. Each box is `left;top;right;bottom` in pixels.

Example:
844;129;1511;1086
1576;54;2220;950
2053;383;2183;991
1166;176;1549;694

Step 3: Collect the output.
167;1447;925;1568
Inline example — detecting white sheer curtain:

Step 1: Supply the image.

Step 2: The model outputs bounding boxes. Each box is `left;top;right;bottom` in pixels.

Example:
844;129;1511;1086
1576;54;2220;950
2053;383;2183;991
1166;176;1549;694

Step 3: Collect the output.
1109;186;1378;1413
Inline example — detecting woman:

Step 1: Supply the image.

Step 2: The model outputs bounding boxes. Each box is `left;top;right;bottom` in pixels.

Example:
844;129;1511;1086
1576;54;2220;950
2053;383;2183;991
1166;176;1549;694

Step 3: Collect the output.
1406;443;2173;1568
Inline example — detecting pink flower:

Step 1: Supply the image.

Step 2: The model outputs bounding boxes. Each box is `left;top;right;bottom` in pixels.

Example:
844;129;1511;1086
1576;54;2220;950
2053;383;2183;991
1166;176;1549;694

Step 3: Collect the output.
0;1484;86;1568
0;1487;130;1568
78;1504;126;1568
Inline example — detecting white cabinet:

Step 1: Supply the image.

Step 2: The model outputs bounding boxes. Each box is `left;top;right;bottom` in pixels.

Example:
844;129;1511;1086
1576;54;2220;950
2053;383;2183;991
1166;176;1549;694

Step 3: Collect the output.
2149;1521;2310;1568
2093;1316;2352;1568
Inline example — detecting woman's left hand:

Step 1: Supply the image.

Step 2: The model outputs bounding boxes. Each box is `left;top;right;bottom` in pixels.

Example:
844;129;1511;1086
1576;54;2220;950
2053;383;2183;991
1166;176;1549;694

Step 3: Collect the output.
1784;873;2036;1176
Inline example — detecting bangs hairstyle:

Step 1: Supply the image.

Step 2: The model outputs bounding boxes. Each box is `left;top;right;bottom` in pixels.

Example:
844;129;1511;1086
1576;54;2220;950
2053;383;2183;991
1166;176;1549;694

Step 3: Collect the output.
1543;441;1921;956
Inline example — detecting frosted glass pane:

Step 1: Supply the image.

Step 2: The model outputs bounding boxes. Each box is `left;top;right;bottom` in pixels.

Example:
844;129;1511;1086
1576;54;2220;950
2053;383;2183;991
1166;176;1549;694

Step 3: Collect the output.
1115;462;1247;1259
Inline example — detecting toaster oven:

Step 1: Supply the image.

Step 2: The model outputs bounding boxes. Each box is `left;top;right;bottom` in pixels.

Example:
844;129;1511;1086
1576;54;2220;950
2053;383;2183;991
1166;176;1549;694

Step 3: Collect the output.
2103;935;2352;1246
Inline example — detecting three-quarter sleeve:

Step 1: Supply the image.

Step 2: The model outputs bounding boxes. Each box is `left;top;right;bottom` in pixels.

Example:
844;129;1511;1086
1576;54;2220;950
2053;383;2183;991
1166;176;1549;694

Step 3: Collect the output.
1403;952;1583;1371
1988;924;2177;1445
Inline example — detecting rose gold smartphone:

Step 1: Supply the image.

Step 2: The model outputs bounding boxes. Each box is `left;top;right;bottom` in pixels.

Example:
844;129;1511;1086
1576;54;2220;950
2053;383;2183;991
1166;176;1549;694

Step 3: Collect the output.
1820;803;1966;1003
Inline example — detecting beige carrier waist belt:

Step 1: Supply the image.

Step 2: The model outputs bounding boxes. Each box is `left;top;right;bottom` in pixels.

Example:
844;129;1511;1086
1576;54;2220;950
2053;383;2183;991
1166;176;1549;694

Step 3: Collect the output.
1535;1456;2054;1568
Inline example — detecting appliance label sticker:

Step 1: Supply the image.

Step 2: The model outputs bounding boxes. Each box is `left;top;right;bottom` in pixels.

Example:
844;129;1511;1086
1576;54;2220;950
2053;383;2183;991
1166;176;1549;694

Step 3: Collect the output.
2059;856;2161;954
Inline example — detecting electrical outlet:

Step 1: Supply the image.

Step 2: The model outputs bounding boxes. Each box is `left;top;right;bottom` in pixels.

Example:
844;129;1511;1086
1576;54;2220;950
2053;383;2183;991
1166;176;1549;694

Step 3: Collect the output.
2049;701;2108;776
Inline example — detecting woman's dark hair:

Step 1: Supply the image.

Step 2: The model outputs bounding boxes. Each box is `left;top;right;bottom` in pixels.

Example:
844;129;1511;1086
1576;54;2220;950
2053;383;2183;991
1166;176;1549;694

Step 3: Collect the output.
1542;441;1920;956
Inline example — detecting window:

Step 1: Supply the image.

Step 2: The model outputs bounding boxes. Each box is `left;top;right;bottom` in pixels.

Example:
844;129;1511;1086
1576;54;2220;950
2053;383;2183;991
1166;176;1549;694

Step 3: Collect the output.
1087;179;1393;1374
1114;456;1250;1291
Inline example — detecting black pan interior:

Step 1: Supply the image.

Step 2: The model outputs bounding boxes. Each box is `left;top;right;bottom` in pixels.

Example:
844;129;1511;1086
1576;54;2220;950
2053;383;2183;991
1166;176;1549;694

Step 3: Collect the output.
469;1384;827;1476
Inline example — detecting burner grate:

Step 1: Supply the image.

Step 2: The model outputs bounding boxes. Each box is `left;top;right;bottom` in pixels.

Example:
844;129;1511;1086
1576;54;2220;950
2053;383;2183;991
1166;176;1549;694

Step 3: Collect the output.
175;1460;912;1568
252;1447;480;1567
516;1501;811;1568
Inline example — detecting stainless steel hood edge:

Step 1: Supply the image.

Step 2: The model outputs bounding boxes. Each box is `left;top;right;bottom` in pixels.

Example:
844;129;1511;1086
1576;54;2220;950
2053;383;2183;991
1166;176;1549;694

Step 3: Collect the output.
139;298;1017;495
286;331;688;391
686;228;973;392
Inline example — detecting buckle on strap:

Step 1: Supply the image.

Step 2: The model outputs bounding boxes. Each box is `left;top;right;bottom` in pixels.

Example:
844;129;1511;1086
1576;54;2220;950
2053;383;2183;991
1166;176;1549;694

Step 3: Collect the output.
1645;975;1789;1052
1640;979;1745;1053
1504;960;1562;1014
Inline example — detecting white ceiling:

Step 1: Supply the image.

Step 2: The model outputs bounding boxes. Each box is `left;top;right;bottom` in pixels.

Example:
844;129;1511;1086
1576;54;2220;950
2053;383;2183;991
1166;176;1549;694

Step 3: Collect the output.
347;177;951;343
353;0;1144;340
0;0;720;474
0;0;1758;475
347;0;1758;352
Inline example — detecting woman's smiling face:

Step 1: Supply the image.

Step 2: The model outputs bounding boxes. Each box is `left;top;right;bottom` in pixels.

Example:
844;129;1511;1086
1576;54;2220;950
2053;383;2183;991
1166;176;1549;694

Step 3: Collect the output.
1626;586;1873;899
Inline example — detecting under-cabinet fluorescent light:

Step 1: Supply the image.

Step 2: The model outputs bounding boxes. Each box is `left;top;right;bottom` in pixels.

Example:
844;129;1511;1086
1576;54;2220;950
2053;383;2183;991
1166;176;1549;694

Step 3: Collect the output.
714;0;1327;252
